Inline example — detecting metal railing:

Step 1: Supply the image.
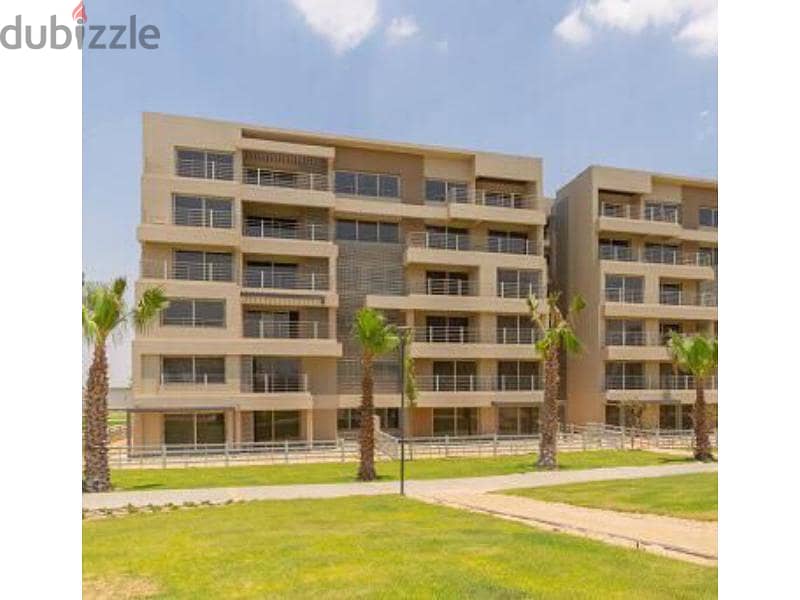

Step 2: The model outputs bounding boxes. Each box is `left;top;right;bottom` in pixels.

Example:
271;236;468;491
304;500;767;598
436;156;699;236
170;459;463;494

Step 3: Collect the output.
496;327;540;344
413;326;481;343
242;219;330;241
161;316;225;328
242;373;309;393
242;167;330;191
160;372;226;386
659;290;718;307
417;375;541;392
605;375;718;390
426;189;539;210
599;204;681;223
604;288;644;303
242;270;329;291
407;231;538;255
172;207;234;229
599;246;713;266
411;278;477;296
140;260;235;282
604;331;665;346
176;157;234;181
243;319;328;339
497;281;542;299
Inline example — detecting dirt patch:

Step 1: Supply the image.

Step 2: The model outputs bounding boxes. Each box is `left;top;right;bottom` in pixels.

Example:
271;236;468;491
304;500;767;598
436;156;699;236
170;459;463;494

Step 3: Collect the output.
83;575;161;599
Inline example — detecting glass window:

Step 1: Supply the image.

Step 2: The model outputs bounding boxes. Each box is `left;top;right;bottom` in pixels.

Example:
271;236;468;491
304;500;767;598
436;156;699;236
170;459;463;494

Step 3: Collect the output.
379;222;399;243
162;357;193;384
164;414;195;445
425;179;447;202
196;413;225;444
194;300;225;327
176;150;205;178
379;175;400;198
205;153;233;180
163;299;193;326
336;219;358;240
274;411;301;440
176;149;232;180
356;173;379;197
358;221;379;242
173;195;202;226
335;171;357;195
699;207;718;228
194;357;225;384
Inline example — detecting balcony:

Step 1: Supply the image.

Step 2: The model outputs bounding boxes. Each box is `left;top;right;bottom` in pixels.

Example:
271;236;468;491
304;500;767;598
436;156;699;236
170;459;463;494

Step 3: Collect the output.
140;260;235;283
603;287;717;320
242;270;329;292
405;232;542;269
604;375;718;403
240;166;334;209
138;208;239;247
497;281;542;299
241;220;335;258
242;167;329;191
430;190;546;225
415;375;544;407
599;246;715;267
410;326;541;360
242;373;309;393
244;319;328;340
598;203;684;237
599;246;716;280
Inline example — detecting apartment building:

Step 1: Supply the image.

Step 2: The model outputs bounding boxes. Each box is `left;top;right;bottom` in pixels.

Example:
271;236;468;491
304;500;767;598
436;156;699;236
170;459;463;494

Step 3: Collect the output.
130;113;551;447
553;166;718;430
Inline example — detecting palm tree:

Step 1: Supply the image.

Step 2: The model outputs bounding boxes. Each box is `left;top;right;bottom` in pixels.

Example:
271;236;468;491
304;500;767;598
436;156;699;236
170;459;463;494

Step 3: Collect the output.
667;332;718;462
82;277;168;492
526;292;585;469
353;308;399;481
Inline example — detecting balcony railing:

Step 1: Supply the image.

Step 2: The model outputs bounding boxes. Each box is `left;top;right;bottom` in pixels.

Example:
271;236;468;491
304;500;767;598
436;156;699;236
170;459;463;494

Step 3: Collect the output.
413;326;481;344
243;319;328;340
599;204;681;224
604;288;644;303
242;167;330;191
242;373;309;393
411;327;541;344
605;375;717;390
160;372;226;386
242;219;330;241
604;332;666;346
242;270;329;291
659;290;718;307
599;246;714;266
172;207;234;229
497;281;542;299
407;232;538;255
410;279;478;296
140;260;235;282
427;189;539;210
417;375;542;392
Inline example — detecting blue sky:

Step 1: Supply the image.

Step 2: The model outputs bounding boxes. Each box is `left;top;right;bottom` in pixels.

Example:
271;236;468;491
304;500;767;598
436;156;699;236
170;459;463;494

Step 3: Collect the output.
83;0;717;383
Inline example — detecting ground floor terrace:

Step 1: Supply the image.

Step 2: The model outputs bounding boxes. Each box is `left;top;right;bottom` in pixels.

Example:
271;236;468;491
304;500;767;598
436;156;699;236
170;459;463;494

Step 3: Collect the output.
605;400;718;430
127;404;548;448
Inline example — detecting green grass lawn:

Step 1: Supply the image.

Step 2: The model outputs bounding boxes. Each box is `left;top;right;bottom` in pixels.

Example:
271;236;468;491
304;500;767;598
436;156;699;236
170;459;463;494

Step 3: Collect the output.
503;472;718;521
112;450;690;491
83;495;716;599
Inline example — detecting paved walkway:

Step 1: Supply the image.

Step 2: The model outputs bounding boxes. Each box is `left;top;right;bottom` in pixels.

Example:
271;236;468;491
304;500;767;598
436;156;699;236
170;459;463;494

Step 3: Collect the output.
82;462;716;510
415;491;717;565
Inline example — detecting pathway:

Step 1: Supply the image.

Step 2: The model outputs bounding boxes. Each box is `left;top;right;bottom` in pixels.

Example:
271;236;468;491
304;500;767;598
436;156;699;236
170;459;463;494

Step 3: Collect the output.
83;461;716;510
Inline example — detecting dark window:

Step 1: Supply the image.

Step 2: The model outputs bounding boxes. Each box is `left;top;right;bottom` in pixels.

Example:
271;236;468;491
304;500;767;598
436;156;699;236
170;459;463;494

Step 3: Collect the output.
379;176;399;198
379;222;399;243
699;207;718;228
357;173;379;197
425;179;447;202
359;221;379;242
334;171;357;195
163;299;225;327
489;231;530;254
176;149;233;180
336;219;358;240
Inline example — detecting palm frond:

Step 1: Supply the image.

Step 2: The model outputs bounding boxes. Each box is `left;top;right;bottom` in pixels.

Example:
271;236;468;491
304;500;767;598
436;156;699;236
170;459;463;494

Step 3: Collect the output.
133;287;169;332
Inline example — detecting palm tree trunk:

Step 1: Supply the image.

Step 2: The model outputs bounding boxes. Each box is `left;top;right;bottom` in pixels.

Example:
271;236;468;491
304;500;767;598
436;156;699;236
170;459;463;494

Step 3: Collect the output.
537;349;560;469
84;341;111;492
693;376;713;461
358;354;377;481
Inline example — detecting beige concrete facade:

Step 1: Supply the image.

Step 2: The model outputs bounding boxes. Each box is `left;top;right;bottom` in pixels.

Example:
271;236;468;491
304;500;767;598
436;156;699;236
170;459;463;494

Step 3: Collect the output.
553;166;718;429
131;113;550;446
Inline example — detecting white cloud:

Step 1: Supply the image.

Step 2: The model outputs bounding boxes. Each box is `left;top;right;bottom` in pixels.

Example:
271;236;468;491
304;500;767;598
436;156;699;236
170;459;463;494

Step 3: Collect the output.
554;8;592;45
289;0;379;54
554;0;717;56
386;16;420;43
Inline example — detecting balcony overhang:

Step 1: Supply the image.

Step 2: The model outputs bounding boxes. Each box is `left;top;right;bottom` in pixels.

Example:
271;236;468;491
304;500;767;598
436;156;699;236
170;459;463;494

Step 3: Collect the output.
603;302;718;321
604;389;718;403
448;203;546;226
603;346;671;361
237;137;335;159
241;185;335;209
137;223;240;248
600;260;715;281
405;247;544;270
133;338;343;358
597;217;682;237
367;294;530;313
240;236;337;259
241;288;339;308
